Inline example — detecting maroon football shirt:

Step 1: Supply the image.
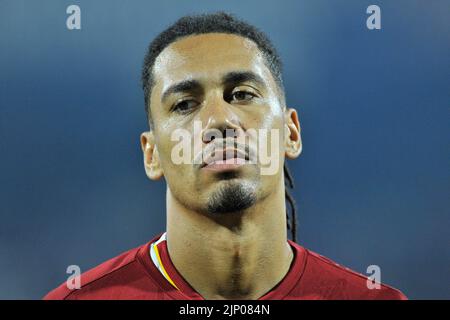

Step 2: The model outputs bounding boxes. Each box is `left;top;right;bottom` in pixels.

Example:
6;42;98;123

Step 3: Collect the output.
44;232;407;300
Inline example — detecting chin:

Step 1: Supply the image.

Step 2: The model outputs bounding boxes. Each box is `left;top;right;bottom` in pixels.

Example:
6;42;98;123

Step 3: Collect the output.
206;180;258;215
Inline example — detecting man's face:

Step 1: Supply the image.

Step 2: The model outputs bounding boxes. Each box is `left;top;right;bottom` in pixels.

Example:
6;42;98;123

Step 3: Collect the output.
142;33;300;215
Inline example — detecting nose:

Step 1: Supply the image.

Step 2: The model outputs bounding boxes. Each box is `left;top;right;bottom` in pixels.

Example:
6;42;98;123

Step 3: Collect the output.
202;118;245;144
199;95;245;144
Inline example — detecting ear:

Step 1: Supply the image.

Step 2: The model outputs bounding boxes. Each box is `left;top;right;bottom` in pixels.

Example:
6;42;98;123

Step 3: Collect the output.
284;108;302;159
140;131;164;180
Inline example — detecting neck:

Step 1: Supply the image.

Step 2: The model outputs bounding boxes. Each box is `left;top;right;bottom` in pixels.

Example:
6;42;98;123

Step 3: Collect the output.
166;178;294;300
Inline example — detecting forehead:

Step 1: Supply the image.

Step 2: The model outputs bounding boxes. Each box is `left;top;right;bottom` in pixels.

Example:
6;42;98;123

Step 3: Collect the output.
152;33;273;92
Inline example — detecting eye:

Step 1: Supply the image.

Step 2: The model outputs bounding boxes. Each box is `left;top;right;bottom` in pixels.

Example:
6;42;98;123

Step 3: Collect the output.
172;99;198;114
230;90;256;102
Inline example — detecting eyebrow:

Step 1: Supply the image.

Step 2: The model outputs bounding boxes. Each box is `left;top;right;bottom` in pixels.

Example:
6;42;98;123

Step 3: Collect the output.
161;79;202;104
160;71;267;104
221;71;266;89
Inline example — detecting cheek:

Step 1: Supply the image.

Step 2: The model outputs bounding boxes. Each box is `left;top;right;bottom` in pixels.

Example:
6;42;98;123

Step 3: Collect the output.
156;130;196;181
253;98;284;130
256;113;285;144
154;127;179;171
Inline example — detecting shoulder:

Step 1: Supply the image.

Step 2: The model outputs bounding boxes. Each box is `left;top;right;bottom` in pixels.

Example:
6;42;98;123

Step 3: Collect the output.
43;238;160;300
291;244;407;300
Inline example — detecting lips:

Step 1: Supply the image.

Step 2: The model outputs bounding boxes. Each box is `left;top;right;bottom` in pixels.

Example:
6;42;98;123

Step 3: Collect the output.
201;148;248;169
191;137;256;172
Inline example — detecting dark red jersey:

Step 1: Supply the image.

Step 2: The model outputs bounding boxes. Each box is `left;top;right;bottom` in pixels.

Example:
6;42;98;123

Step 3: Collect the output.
44;232;407;300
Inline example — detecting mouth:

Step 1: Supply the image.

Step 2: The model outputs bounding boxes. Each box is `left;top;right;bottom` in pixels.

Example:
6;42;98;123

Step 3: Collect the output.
201;148;249;172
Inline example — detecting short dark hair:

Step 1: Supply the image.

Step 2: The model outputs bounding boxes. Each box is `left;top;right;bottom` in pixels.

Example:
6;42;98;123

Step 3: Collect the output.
141;11;285;124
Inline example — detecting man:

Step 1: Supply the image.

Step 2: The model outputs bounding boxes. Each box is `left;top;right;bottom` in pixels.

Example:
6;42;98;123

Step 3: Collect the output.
45;12;406;300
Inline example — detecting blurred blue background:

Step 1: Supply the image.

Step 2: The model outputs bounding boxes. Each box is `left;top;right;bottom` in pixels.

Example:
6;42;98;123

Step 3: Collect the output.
0;0;448;299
